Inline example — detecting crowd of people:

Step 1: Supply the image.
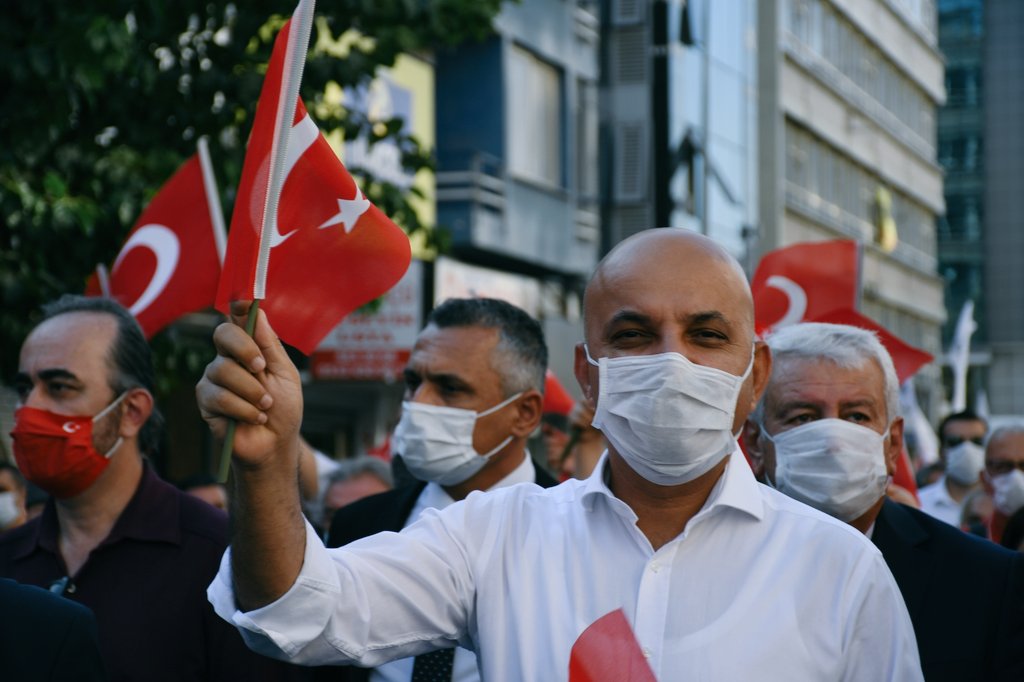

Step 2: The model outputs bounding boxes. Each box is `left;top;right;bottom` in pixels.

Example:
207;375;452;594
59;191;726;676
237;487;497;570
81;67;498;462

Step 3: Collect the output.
2;228;1023;680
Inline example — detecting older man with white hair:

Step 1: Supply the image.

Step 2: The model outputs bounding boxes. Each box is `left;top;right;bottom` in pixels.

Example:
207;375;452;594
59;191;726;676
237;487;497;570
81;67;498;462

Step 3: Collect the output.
745;322;1024;682
982;423;1024;544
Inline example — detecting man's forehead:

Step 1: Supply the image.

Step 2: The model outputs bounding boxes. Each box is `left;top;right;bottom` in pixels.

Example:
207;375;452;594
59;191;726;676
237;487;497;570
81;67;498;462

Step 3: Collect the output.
944;419;986;436
411;324;499;367
988;432;1024;458
21;312;116;373
769;356;885;404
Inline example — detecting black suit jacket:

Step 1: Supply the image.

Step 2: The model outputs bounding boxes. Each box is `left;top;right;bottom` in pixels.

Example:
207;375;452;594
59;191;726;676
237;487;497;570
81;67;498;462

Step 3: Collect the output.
872;499;1024;682
0;577;106;681
317;461;559;682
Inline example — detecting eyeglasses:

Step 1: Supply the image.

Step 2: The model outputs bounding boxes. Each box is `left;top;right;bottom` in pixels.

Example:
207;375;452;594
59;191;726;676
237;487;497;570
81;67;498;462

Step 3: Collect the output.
985;460;1024;476
943;435;985;448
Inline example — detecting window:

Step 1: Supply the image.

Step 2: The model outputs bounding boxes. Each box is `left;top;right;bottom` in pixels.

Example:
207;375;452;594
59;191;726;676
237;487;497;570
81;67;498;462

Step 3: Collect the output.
508;45;563;187
576;79;599;198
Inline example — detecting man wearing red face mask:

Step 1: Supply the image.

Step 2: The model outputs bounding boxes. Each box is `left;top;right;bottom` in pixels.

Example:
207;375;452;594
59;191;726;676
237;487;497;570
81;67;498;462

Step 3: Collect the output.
0;296;307;682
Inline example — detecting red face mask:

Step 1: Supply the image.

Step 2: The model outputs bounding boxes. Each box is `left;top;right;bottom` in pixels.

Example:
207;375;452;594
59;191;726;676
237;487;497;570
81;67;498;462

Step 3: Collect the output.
11;394;126;499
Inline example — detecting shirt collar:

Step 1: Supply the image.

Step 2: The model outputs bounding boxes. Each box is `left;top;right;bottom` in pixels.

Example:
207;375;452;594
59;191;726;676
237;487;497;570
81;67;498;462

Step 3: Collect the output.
421;450;538;510
17;464;181;560
579;446;765;523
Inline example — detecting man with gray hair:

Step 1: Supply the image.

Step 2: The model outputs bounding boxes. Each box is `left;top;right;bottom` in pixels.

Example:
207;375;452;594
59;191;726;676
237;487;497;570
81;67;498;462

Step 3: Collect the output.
982;422;1024;544
745;321;1024;682
316;297;558;682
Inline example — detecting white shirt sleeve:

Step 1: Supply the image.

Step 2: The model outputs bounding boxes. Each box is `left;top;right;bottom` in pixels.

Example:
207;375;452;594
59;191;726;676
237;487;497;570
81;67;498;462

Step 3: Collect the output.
840;550;924;682
208;509;477;667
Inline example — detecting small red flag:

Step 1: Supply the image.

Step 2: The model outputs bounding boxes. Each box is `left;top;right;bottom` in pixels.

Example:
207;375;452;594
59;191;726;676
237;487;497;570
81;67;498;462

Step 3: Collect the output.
752;240;860;335
86;147;225;338
215;14;411;354
569;609;657;682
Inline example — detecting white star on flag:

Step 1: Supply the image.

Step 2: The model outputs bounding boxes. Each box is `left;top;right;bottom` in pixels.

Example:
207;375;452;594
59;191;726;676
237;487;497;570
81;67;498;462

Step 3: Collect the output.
319;187;370;234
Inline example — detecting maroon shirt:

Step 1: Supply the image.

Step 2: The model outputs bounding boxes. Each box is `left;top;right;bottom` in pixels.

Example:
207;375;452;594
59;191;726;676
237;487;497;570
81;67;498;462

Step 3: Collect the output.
0;466;308;682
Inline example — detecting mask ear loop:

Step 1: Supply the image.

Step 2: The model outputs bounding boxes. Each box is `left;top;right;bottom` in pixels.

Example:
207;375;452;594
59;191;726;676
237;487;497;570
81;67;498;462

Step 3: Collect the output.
93;392;129;460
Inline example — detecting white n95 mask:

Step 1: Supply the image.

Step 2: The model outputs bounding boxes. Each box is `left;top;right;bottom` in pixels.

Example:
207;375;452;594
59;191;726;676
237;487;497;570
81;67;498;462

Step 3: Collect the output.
764;419;889;522
585;345;753;486
991;469;1024;517
945;441;985;485
392;393;522;487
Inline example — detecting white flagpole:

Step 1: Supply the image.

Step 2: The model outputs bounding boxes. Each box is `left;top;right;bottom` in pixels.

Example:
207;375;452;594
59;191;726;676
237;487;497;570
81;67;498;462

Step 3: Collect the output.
948;300;976;413
900;379;939;467
252;0;316;301
96;264;112;298
197;136;228;265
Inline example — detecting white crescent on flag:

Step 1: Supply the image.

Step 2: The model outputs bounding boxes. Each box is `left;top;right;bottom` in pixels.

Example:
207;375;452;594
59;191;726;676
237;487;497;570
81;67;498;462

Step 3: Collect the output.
268;113;320;249
112;224;181;316
764;275;808;329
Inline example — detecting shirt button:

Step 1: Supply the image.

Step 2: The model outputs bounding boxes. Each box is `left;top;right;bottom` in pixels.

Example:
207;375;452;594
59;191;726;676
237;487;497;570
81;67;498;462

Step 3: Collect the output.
650;562;661;573
642;647;653;658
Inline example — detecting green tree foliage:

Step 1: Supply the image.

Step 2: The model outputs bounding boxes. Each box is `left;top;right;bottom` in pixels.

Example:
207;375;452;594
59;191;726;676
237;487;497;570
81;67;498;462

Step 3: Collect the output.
0;0;502;385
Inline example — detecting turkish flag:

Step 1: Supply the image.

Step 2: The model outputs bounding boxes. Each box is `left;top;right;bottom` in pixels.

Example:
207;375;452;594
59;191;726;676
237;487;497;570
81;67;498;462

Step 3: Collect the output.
85;152;224;338
751;240;860;335
809;308;933;384
569;609;657;682
216;15;411;354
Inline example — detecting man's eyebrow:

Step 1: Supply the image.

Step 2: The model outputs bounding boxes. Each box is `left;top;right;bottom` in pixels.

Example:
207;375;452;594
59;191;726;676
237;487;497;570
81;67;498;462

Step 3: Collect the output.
15;368;80;384
773;400;822;415
686;310;730;326
38;368;80;382
603;310;654;335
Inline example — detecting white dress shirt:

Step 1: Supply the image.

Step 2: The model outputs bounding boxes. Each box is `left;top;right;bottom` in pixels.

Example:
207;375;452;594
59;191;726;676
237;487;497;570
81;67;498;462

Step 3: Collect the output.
209;448;922;681
917;476;964;527
371;454;536;682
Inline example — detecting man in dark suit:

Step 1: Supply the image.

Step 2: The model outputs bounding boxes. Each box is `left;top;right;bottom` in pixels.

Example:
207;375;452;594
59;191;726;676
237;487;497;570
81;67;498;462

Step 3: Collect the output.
745;321;1024;682
0;577;105;681
320;297;557;682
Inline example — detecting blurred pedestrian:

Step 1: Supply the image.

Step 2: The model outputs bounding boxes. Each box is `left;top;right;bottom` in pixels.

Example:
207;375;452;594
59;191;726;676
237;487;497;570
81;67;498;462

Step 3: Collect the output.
983;424;1024;544
746;322;1024;682
918;411;988;526
0;462;28;531
319;456;392;536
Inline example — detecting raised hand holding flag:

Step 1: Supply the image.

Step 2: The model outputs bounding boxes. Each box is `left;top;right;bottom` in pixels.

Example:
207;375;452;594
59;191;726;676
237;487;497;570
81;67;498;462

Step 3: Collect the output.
215;0;412;354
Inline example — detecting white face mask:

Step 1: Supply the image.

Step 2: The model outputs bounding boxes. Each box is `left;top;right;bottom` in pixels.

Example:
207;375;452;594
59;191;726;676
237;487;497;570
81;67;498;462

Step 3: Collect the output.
945;441;985;485
0;491;20;529
763;418;889;522
585;345;753;486
392;392;522;487
991;469;1024;517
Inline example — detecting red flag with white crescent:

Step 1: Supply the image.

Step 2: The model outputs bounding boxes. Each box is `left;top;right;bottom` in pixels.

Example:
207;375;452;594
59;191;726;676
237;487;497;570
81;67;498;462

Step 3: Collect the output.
751;240;861;335
85;141;226;338
215;4;411;354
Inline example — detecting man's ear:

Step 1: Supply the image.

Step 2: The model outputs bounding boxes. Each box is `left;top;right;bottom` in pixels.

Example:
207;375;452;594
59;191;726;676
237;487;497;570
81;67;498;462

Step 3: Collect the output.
510;389;543;438
118;388;154;439
884;417;905;476
748;341;772;411
742;420;766;481
573;343;594;403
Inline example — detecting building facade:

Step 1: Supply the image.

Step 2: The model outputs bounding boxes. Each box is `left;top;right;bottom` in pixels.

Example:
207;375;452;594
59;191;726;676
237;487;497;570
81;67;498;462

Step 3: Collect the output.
761;0;947;414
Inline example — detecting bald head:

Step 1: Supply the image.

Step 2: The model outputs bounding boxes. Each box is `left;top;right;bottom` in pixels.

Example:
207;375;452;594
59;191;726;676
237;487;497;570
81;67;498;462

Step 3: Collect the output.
583;229;754;346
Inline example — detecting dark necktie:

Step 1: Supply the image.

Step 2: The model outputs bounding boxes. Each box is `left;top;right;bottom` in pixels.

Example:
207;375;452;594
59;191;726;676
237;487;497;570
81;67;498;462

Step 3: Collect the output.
410;648;455;682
